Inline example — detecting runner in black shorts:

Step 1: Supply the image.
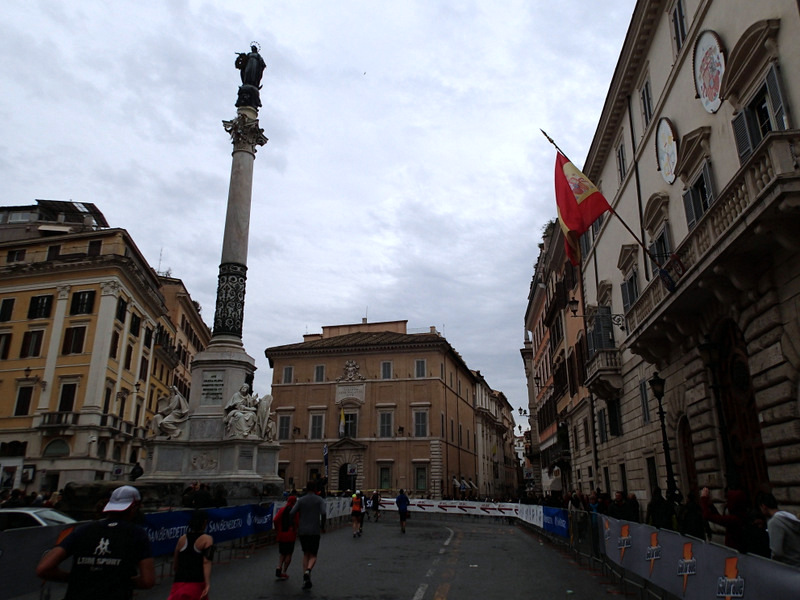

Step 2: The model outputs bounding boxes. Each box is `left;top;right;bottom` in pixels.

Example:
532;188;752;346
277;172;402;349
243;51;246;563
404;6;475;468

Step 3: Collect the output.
290;481;327;590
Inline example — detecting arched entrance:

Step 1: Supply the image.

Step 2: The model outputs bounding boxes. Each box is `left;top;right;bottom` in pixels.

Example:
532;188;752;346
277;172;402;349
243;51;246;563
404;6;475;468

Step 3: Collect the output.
338;463;357;492
711;320;770;502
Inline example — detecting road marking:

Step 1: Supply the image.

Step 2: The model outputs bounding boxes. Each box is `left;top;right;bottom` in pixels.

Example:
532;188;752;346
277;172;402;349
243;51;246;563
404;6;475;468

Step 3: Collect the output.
412;583;428;600
414;526;455;598
443;527;454;546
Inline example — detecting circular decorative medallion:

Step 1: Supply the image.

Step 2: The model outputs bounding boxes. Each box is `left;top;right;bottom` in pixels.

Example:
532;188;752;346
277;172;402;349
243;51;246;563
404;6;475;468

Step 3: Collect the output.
655;118;678;184
693;30;726;113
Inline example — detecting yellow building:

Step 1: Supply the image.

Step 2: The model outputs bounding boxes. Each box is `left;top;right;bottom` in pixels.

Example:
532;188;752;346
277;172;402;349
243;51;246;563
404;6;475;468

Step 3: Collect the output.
0;200;208;493
265;319;496;499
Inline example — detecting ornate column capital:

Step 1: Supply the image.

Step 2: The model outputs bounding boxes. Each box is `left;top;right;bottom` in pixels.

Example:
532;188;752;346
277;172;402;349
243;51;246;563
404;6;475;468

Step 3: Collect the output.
222;114;268;154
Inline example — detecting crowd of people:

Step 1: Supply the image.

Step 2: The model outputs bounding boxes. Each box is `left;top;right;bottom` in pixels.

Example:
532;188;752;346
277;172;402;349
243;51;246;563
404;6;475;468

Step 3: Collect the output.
26;478;799;600
520;485;800;568
0;486;64;509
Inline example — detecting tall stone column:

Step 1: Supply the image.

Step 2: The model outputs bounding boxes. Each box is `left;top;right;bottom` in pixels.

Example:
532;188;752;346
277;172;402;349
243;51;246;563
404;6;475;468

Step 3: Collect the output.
142;46;282;504
213;106;268;343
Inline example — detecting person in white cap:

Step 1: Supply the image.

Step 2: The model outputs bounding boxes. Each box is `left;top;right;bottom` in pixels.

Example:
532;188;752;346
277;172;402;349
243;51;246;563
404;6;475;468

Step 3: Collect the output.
37;485;154;599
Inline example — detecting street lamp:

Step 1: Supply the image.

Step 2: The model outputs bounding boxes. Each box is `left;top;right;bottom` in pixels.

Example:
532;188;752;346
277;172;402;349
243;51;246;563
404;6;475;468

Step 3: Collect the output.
649;372;678;500
567;296;627;330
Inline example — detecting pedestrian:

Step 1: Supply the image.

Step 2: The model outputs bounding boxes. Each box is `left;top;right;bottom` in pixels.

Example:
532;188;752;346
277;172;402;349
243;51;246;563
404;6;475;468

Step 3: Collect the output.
192;483;214;509
370;490;381;522
677;491;707;540
290;480;327;590
757;491;800;567
274;495;299;580
646;487;676;530
396;488;410;533
607;491;627;520
167;510;214;600
350;491;363;537
626;493;641;522
357;490;366;533
36;485;154;599
128;462;144;481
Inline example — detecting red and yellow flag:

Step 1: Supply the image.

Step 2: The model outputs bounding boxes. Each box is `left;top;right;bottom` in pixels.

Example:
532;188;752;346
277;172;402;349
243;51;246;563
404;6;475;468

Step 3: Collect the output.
554;152;611;265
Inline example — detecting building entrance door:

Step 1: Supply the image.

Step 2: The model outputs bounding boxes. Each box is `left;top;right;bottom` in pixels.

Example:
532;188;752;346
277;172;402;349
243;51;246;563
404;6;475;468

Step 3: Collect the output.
714;320;769;503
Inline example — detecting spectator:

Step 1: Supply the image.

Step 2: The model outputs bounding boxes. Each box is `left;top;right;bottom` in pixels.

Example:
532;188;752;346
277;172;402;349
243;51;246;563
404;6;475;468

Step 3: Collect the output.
757;492;800;567
607;491;628;520
677;491;707;540
646;487;676;530
192;484;214;509
700;486;748;553
2;488;25;507
626;493;641;522
128;462;144;481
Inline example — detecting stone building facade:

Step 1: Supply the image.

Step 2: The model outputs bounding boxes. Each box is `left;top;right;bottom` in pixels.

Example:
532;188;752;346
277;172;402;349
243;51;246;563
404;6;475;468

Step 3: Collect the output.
265;319;516;498
524;0;800;513
0;200;208;492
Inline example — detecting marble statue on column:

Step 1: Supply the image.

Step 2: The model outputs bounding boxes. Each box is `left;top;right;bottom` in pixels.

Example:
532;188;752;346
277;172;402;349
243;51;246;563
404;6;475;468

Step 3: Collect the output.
224;384;260;438
255;393;273;440
152;386;190;438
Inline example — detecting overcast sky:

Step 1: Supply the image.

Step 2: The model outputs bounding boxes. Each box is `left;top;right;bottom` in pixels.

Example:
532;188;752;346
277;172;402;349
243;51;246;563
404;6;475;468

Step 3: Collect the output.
1;1;636;427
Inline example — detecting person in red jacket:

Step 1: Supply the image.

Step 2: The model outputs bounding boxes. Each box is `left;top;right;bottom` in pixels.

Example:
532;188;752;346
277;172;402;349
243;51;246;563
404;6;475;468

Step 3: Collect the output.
274;495;299;580
700;486;748;552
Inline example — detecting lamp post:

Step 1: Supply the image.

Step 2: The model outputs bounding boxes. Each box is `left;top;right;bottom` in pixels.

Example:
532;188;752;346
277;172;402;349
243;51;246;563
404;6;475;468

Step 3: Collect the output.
649;372;678;500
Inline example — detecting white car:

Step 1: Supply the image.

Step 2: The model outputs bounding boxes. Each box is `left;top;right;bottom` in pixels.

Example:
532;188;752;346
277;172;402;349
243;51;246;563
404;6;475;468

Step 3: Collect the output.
0;507;77;531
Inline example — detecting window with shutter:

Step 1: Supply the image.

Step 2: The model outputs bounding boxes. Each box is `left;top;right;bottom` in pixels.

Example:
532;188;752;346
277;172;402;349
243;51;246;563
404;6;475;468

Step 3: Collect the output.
732;64;789;164
683;161;716;230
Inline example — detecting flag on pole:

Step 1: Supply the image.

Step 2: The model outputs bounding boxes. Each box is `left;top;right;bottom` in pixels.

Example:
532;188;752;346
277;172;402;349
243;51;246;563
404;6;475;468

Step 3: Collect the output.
554;152;611;265
338;407;345;436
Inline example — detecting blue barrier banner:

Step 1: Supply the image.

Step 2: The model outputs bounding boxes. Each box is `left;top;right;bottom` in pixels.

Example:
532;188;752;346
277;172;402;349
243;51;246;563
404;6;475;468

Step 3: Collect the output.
143;510;192;557
542;507;569;538
143;503;274;557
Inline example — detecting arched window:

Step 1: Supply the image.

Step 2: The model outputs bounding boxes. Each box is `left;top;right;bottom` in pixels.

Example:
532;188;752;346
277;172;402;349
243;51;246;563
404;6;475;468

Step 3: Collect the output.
43;439;70;457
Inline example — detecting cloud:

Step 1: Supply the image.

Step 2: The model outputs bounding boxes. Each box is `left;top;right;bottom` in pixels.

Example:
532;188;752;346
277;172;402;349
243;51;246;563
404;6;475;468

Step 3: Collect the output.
2;0;636;417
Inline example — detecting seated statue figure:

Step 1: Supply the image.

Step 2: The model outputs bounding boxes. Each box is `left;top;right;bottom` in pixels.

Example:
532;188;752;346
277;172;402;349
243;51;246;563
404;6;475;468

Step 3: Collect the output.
153;386;189;438
223;384;259;438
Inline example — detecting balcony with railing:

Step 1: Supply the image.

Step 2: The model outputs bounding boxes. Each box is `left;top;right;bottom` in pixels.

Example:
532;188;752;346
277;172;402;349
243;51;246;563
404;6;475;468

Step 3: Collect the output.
626;131;800;362
584;348;623;400
38;411;80;429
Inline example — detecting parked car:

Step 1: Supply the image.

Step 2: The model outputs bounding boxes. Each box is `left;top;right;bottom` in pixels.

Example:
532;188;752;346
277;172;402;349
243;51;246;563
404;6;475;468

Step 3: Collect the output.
0;507;77;531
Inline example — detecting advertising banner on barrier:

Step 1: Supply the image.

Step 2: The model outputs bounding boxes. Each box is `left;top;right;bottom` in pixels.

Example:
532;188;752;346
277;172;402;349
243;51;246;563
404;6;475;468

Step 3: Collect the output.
375;498;518;517
542;507;568;538
600;515;800;599
142;503;274;557
517;503;543;528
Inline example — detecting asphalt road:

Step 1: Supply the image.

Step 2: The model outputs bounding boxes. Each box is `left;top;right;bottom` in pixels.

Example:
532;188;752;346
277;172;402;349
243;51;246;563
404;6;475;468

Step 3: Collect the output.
33;516;622;600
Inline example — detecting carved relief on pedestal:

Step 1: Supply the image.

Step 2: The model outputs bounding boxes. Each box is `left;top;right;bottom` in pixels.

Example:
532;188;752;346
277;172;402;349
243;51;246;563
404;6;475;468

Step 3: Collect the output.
191;452;219;471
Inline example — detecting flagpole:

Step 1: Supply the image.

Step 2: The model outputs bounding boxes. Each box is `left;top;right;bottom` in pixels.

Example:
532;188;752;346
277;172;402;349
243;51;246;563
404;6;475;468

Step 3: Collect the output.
540;130;663;268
